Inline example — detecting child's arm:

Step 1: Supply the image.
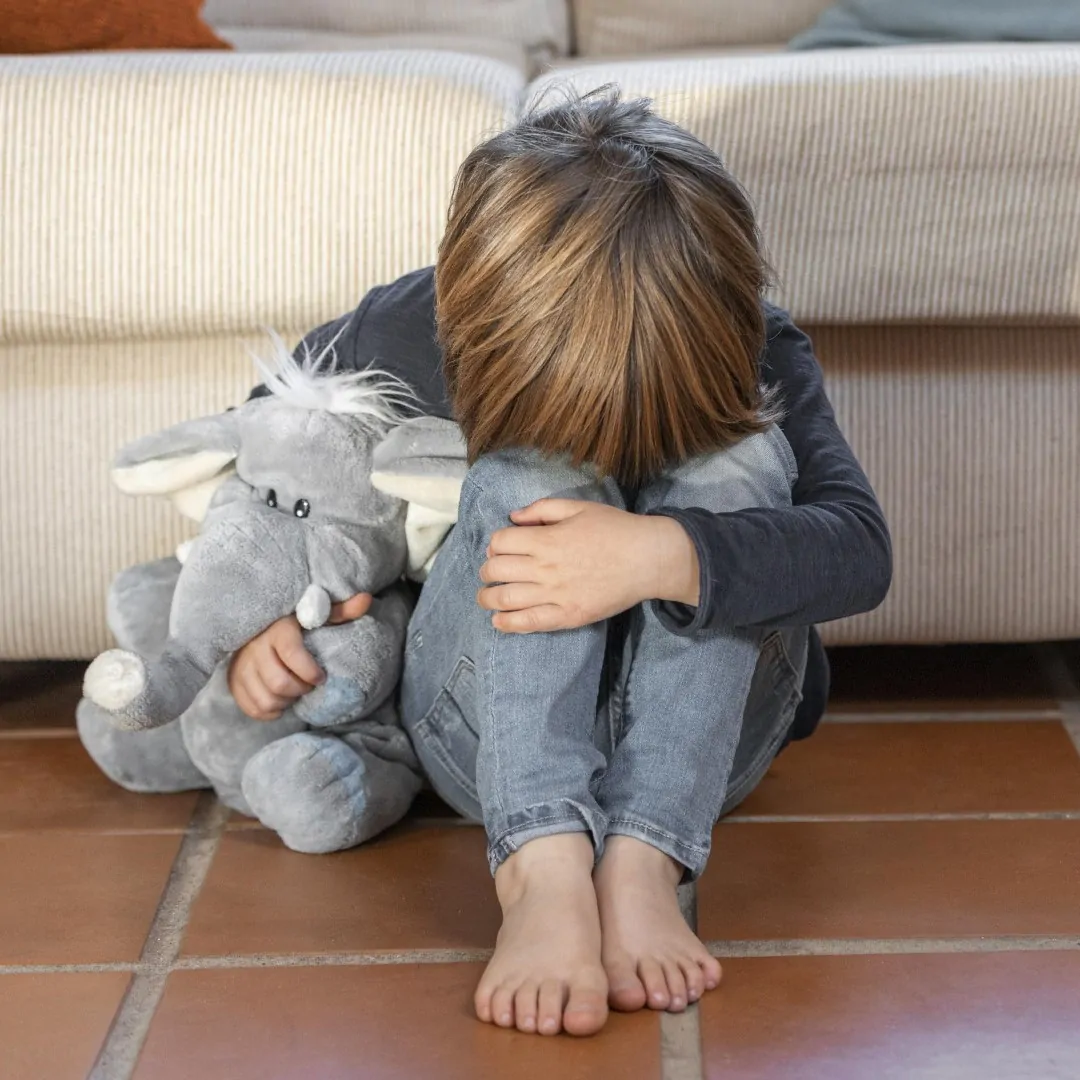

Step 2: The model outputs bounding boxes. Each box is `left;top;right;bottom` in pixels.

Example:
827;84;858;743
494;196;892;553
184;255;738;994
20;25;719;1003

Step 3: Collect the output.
484;307;890;634
649;305;892;632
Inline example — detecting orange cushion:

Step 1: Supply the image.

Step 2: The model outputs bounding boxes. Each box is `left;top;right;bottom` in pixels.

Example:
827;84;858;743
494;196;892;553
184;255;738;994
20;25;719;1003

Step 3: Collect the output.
2;1;231;53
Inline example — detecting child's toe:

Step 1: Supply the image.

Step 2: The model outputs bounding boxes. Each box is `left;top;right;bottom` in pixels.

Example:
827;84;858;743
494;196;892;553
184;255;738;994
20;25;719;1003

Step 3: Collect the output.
680;957;705;1002
638;958;670;1009
563;980;608;1037
702;955;723;990
490;984;516;1028
513;982;540;1032
605;954;648;1012
662;961;688;1011
538;980;566;1035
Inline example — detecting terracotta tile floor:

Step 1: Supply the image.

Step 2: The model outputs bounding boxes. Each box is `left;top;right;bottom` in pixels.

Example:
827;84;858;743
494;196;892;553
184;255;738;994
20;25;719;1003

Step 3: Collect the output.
2;644;1080;1079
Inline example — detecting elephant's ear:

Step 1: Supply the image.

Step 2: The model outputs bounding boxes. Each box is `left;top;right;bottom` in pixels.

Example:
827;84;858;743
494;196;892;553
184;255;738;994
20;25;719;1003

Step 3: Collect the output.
371;417;467;578
110;411;243;523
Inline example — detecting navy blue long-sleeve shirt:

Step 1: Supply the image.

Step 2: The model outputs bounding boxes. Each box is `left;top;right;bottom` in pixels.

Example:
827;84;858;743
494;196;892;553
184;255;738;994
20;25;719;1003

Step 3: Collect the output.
258;266;892;632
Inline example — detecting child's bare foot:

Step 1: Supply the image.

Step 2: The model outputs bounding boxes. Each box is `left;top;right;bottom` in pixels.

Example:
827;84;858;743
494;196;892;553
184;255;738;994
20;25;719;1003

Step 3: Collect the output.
594;835;722;1013
475;833;609;1036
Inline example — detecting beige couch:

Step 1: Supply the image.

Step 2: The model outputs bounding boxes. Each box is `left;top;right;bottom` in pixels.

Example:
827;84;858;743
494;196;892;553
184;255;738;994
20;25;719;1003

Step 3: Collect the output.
2;1;1079;659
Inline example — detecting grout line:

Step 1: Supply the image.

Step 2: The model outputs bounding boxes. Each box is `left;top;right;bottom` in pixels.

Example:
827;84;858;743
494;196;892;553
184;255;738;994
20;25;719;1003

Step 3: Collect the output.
706;936;1080;958
174;948;495;969
658;881;703;1080
1067;721;1080;759
0;827;192;839
823;708;1061;723
88;793;230;1080
720;811;1080;824
0;963;140;975
8;934;1080;978
0;728;81;740
661;1007;704;1080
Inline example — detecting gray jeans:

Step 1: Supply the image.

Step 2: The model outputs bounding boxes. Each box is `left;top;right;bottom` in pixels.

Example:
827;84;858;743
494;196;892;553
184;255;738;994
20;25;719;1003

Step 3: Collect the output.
400;428;808;879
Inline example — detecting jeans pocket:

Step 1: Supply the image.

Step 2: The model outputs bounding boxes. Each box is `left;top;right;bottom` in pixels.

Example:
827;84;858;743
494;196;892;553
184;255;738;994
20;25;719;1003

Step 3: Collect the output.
411;656;481;816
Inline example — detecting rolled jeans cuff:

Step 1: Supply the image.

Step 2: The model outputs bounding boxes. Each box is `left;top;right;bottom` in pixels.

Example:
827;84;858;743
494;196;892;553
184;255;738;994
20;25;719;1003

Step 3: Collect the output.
605;817;712;882
486;798;607;876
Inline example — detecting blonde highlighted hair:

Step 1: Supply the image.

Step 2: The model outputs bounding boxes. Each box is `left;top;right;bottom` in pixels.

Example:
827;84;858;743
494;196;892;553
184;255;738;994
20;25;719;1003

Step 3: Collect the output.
436;86;778;486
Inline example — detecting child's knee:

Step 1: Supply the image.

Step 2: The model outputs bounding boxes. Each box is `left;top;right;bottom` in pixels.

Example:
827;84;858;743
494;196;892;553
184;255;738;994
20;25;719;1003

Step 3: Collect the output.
637;427;795;515
463;449;622;522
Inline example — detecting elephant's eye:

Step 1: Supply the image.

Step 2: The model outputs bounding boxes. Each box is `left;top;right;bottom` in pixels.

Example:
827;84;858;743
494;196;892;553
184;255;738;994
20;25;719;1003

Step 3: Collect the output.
293;498;311;519
266;489;278;509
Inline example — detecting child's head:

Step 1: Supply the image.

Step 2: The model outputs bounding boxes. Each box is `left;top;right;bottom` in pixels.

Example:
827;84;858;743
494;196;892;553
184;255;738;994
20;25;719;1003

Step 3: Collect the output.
436;86;776;486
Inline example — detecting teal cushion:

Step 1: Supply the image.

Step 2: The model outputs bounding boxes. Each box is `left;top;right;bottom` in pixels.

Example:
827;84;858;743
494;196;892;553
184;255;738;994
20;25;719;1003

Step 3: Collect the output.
790;0;1080;50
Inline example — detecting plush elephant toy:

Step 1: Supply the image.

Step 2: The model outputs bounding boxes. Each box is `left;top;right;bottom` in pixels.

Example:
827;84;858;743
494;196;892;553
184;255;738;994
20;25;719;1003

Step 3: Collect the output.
78;334;469;853
83;337;415;732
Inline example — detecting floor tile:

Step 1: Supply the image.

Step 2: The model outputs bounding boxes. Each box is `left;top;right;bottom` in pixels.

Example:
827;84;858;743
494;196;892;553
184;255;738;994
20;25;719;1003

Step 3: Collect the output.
0;662;82;732
701;952;1080;1080
735;721;1080;816
183;823;500;957
699;820;1080;941
0;737;197;832
827;645;1056;715
0;972;131;1080
139;963;660;1080
0;831;181;964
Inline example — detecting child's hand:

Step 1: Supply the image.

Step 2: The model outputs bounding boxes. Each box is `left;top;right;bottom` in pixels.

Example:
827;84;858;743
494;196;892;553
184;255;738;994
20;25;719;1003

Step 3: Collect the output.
228;594;372;719
477;501;699;633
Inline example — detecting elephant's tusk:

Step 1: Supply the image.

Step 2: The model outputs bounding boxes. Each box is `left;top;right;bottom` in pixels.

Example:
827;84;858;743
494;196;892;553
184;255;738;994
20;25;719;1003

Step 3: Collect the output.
296;584;332;630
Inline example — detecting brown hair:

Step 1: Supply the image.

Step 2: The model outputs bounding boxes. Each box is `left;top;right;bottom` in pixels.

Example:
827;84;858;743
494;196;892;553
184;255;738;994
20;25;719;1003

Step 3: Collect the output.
436;87;778;486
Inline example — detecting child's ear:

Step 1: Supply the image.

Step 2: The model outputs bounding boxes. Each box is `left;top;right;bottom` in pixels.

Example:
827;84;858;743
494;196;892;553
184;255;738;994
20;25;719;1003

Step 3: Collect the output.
110;410;243;522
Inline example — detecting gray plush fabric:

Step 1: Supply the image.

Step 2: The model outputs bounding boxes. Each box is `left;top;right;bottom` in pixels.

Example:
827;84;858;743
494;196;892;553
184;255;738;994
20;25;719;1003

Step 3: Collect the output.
84;395;408;730
789;0;1080;49
105;556;182;654
372;414;469;483
77;697;210;794
242;700;423;854
77;555;423;851
295;587;412;728
180;665;306;815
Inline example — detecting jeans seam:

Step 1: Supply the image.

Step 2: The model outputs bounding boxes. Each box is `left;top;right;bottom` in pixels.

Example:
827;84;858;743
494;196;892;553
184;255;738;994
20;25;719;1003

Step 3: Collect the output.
605;816;710;862
488;812;596;865
412;712;479;803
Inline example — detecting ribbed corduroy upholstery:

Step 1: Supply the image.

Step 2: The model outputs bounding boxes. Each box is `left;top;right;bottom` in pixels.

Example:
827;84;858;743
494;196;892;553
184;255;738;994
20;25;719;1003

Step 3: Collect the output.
0;51;523;344
813;326;1080;646
532;46;1080;322
0;333;275;658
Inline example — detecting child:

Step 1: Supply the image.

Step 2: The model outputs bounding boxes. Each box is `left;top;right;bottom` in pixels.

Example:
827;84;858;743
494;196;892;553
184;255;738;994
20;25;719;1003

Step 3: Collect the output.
229;88;891;1037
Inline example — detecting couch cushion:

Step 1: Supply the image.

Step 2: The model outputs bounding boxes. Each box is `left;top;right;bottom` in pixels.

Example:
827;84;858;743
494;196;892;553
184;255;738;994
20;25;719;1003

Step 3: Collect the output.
220;27;529;74
531;45;1080;322
809;325;1080;646
0;333;259;658
0;50;523;344
791;0;1080;51
203;0;569;64
572;0;831;54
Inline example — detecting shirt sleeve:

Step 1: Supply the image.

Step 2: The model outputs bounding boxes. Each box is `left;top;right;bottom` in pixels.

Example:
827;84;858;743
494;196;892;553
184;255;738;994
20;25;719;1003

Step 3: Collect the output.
650;304;893;633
